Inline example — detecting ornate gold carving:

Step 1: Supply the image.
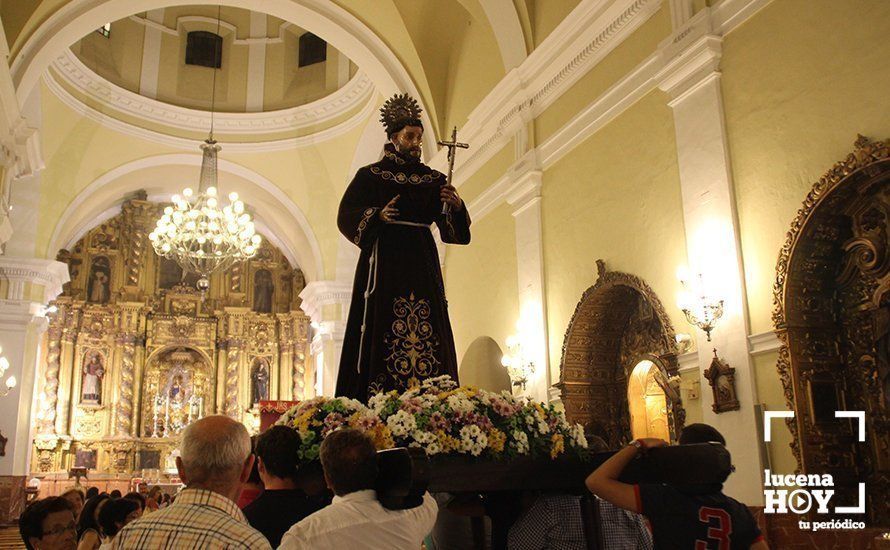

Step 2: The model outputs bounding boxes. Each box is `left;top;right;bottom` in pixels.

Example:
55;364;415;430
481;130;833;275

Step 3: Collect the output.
226;342;241;417
115;334;136;437
557;260;682;448
772;136;889;524
40;326;63;434
704;351;740;414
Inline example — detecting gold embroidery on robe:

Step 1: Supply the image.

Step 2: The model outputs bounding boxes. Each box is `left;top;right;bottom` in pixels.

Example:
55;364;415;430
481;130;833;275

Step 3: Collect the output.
370;166;443;185
354;207;377;244
383;150;407;165
384;292;440;382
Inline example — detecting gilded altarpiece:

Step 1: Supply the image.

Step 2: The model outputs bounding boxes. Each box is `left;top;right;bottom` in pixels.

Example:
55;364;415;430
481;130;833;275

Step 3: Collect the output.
774;137;890;525
31;195;310;478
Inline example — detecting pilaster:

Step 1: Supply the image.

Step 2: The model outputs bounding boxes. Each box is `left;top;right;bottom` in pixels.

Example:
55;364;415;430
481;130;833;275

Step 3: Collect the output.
657;35;763;504
299;281;351;397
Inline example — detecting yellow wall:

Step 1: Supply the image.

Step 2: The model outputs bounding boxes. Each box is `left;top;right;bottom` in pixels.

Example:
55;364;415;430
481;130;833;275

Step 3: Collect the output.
541;91;688;381
524;0;582;47
723;0;890;335
445;203;520;380
752;350;797;475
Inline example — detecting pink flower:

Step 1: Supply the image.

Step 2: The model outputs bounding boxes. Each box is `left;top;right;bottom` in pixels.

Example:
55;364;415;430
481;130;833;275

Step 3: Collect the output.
428;411;451;431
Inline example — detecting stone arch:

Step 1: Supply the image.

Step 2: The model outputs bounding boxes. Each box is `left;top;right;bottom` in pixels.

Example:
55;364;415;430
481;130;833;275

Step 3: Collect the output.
773;135;889;524
557;260;682;449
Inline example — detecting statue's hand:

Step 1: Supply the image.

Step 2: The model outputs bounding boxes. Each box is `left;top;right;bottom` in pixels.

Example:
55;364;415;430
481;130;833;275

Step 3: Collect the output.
379;195;400;223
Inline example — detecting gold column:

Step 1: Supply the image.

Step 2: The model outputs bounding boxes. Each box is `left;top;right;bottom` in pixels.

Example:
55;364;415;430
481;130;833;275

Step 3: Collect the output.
55;306;81;436
225;341;241;418
39;324;63;434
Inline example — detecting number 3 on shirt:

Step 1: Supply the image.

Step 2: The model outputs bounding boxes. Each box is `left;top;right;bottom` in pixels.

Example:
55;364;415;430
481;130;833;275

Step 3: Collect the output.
695;507;731;550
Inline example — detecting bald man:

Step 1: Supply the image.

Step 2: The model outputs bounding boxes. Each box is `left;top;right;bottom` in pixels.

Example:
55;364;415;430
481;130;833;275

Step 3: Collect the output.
112;415;271;549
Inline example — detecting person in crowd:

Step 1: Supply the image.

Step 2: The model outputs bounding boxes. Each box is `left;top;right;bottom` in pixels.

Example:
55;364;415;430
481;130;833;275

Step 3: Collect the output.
237;435;264;509
145;486;162;513
20;496;77;550
586;423;768;549
279;428;438;549
108;490;121;499
96;497;141;550
111;415;271;549
122;492;145;514
76;493;109;550
84;488;98;500
243;426;330;546
59;489;85;521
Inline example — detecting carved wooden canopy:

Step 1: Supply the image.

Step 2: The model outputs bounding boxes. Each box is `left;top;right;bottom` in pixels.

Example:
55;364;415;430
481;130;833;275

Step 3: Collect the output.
557;260;682;448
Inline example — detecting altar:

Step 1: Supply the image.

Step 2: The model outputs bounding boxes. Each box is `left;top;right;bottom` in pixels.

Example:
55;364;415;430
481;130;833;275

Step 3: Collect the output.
28;196;312;489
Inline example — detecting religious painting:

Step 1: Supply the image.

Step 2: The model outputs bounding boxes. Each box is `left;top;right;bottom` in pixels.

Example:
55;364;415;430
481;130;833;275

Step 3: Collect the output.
74;449;97;469
251;358;270;406
81;352;105;405
86;256;111;303
137;450;160;470
159;257;199;290
704;351;740;414
253;269;274;313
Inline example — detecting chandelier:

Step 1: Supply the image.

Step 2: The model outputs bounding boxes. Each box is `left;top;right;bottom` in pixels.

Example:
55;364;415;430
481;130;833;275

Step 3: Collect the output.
676;268;724;342
0;346;17;397
149;7;260;291
500;334;535;391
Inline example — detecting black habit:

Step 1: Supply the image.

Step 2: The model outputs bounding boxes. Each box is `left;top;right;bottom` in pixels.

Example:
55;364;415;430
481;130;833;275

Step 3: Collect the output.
336;144;471;401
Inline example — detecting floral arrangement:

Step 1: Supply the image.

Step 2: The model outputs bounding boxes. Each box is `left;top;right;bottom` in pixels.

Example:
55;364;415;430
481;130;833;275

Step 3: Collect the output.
277;375;588;463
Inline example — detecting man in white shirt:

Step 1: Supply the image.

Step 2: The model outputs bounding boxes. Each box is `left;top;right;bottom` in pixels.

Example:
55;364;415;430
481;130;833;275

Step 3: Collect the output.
279;428;437;550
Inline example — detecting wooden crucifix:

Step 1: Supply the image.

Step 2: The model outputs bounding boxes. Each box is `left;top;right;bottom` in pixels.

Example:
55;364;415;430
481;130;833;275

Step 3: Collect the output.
437;126;469;214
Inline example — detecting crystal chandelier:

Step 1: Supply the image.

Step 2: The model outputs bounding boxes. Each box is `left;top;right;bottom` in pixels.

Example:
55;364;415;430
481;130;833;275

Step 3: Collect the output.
148;140;260;291
149;7;260;291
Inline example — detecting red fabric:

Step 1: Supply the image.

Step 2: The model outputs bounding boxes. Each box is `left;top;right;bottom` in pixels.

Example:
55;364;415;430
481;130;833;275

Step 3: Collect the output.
237;487;262;509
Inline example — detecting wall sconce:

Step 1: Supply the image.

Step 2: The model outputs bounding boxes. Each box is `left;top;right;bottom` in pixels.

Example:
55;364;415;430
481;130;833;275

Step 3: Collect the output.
501;334;535;391
676;268;724;342
0;348;17;397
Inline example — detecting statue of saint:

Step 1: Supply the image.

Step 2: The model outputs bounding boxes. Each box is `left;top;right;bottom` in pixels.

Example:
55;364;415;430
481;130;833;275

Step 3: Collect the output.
169;374;184;403
87;258;110;303
253;269;274;313
251;360;269;405
81;353;105;404
335;93;470;400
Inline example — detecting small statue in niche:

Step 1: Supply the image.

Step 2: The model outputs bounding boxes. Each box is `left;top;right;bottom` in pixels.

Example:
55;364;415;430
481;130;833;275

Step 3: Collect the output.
81;352;105;404
87;257;111;303
251;359;270;405
169;374;185;403
704;349;740;413
253;269;274;313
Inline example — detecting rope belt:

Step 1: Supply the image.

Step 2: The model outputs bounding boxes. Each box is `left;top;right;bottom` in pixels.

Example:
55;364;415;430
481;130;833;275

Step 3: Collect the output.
389;220;431;228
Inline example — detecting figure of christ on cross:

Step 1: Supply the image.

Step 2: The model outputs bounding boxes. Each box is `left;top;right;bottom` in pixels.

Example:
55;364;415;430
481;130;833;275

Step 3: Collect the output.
335;94;472;401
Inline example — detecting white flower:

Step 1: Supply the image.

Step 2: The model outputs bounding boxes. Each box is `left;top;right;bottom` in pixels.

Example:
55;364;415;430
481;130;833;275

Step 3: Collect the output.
537;421;550;435
386;410;417;437
512;430;529;455
425;440;442;456
368;392;391;413
447;394;475;415
460;425;488;456
572;424;588;448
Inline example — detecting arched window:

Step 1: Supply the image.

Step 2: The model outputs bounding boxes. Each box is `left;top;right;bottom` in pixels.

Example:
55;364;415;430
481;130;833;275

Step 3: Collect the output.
186;31;223;68
298;33;326;67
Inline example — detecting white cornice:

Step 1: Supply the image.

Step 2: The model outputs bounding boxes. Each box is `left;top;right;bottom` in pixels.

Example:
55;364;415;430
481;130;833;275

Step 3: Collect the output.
464;0;772;224
0;257;70;303
748;330;780;356
42;68;376;153
128;14;308;46
299;281;352;323
51;49;373;135
430;0;663;177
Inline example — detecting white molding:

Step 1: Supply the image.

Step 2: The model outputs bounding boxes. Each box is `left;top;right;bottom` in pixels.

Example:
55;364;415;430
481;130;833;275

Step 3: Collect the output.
245;12;267;113
0;257;70;303
128;13;306;45
42;68;375;153
656;34;723;101
51;49;374;136
465;0;773;225
299;280;352;323
677;350;699;373
748;330;780;355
